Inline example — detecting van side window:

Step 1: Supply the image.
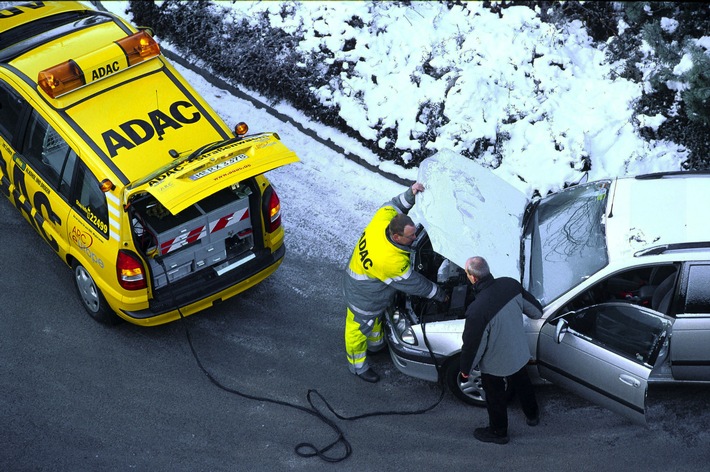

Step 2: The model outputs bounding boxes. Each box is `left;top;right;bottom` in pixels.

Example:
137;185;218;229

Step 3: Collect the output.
73;162;109;238
684;264;710;314
59;147;77;199
21;110;77;195
0;83;25;141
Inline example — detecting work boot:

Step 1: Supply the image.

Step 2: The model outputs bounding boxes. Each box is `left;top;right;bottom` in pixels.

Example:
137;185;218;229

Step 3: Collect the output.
473;427;509;444
526;413;540;426
355;368;380;383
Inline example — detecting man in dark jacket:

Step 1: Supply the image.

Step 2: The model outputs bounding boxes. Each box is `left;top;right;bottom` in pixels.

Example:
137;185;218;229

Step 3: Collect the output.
459;256;543;444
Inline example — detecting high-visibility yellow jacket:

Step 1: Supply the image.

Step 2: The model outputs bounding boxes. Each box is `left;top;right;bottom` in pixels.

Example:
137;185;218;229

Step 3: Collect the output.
343;187;443;322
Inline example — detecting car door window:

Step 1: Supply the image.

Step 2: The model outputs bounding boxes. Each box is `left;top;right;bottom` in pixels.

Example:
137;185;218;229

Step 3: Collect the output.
562;265;677;313
564;303;669;366
0;82;25;141
670;263;710;381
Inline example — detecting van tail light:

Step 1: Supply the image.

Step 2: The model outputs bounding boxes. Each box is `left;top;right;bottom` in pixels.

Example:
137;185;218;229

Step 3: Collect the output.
262;186;282;233
117;250;147;290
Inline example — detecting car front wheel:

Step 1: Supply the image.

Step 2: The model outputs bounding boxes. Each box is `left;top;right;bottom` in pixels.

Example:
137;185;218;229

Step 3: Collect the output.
445;358;486;407
73;262;120;325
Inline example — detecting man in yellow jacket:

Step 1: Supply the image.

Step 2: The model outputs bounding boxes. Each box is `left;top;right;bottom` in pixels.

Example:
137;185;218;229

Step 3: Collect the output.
343;182;447;383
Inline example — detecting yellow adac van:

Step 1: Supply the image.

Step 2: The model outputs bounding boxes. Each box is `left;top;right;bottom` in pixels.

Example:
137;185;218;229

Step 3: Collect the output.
0;2;299;325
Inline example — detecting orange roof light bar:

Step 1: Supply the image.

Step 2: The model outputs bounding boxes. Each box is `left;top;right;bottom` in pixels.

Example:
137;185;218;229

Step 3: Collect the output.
37;31;161;98
37;60;84;99
116;30;161;66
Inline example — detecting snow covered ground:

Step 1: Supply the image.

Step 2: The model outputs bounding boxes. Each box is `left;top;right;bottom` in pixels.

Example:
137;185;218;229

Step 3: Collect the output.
98;1;687;270
146;1;686;195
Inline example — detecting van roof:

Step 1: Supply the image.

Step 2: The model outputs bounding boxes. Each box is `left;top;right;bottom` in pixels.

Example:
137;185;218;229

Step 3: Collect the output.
0;2;108;62
1;2;299;214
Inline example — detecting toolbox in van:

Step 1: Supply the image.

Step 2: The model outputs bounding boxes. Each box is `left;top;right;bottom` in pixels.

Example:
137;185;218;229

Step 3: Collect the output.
131;185;255;289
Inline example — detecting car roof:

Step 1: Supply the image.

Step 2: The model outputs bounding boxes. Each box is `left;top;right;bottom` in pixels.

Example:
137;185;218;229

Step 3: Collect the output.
0;2;107;62
1;3;230;184
605;172;710;264
0;2;299;214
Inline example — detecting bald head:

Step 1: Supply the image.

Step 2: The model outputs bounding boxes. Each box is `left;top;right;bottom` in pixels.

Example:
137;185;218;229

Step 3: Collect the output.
465;256;490;279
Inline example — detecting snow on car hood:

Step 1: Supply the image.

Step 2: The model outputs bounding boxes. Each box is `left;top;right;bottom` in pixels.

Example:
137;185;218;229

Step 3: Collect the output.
410;150;529;278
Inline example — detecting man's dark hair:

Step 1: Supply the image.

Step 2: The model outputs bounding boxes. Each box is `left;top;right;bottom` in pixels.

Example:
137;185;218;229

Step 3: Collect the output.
389;213;414;236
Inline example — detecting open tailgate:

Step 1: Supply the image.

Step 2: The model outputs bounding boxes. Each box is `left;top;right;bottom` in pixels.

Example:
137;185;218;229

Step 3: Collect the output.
126;133;298;215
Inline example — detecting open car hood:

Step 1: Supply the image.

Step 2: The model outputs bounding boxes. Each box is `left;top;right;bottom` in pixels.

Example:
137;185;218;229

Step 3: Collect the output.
410;150;529;278
126;133;298;215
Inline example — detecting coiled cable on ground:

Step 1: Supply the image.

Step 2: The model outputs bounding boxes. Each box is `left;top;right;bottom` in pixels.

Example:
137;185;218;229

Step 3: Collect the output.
159;258;446;462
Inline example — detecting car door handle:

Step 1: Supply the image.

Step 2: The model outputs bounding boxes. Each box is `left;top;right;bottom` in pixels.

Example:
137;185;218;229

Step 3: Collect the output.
619;374;641;388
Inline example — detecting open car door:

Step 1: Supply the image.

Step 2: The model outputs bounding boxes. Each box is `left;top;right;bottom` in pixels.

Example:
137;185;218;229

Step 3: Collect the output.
537;302;673;426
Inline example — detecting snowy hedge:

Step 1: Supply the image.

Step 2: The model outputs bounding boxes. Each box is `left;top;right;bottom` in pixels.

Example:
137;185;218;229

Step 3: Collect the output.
127;1;709;192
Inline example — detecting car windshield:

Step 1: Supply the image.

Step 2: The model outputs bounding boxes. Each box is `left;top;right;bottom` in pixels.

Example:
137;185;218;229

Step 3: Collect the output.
523;180;611;305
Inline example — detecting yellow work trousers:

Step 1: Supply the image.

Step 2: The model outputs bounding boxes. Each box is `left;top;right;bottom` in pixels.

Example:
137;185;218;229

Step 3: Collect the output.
345;308;384;374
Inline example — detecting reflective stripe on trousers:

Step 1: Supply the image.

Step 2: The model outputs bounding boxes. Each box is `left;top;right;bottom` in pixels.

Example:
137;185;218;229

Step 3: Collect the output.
345;307;384;374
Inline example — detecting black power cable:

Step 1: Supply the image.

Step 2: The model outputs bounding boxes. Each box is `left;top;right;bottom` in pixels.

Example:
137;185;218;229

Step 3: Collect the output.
157;257;446;463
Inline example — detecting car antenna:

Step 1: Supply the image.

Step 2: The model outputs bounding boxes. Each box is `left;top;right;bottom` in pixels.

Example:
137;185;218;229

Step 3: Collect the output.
156;90;163;141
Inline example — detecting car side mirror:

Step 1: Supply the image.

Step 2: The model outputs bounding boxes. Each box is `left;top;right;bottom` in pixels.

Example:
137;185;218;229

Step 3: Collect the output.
555;318;569;343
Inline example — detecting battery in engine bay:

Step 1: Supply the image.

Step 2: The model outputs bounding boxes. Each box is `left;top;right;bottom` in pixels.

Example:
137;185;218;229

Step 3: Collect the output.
448;284;468;317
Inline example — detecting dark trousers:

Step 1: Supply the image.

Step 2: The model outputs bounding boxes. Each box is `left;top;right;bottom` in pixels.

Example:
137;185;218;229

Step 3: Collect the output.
481;366;539;436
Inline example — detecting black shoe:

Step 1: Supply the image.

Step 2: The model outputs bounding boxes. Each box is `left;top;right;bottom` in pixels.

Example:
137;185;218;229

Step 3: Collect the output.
526;414;539;426
355;368;380;383
473;427;509;444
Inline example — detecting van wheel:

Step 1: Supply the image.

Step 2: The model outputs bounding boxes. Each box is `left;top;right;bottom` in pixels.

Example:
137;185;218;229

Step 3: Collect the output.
445;358;486;407
73;262;120;325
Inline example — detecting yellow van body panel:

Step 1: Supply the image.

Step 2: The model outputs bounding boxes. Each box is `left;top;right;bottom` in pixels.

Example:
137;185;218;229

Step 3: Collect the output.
0;1;298;326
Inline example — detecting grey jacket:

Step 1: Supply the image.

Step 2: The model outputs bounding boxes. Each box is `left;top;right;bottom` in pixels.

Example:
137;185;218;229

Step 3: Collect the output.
460;274;543;377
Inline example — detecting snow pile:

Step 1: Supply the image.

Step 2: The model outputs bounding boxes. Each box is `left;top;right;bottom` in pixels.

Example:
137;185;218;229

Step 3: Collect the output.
215;1;684;196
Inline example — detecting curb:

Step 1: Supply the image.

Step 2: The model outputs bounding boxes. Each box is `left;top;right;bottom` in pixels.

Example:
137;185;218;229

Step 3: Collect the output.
160;49;411;187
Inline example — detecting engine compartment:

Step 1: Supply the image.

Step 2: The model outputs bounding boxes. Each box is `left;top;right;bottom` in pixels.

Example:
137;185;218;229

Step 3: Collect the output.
396;230;473;324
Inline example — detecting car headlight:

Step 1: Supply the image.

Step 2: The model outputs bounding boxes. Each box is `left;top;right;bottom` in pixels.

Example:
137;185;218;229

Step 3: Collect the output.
392;309;418;346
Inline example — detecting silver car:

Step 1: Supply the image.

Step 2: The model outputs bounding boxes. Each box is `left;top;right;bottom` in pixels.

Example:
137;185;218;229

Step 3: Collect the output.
385;150;710;425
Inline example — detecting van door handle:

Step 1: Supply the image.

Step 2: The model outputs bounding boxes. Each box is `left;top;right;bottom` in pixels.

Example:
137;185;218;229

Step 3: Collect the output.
619;374;641;388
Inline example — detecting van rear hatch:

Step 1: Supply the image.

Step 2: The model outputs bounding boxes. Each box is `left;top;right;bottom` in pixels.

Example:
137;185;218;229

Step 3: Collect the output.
126;132;298;215
126;133;297;290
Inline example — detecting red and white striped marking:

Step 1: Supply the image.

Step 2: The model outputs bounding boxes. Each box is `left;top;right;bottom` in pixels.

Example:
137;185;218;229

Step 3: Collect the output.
159;208;250;255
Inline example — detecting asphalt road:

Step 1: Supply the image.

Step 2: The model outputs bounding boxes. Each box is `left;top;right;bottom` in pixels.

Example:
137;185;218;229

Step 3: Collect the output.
2;193;710;472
